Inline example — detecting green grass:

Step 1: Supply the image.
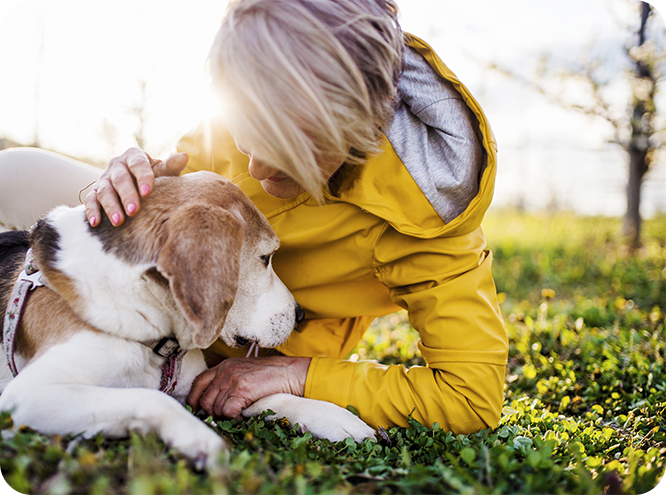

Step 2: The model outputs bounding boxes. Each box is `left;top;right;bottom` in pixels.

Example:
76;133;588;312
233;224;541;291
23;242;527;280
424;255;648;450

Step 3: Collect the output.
1;211;665;494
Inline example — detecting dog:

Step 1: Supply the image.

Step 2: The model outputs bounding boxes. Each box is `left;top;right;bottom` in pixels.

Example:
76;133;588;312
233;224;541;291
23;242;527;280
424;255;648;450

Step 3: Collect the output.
0;171;374;469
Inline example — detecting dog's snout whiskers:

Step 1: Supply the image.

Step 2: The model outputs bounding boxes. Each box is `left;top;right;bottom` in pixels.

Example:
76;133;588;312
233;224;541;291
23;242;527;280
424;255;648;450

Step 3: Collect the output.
245;341;259;358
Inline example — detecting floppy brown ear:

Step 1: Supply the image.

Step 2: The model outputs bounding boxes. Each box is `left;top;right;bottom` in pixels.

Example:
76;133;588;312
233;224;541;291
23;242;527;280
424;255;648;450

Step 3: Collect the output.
156;204;245;348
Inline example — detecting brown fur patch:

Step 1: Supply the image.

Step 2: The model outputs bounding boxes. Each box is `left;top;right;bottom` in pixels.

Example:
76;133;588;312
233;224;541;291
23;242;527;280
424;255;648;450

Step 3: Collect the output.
29;220;86;316
89;172;275;266
14;286;96;361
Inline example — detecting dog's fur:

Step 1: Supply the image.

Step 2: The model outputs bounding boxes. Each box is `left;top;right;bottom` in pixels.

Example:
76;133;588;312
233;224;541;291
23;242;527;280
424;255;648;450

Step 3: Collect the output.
0;171;374;468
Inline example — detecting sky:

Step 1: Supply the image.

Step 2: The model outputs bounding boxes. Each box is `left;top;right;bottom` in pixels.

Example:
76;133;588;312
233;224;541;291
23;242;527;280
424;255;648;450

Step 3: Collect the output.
0;0;665;217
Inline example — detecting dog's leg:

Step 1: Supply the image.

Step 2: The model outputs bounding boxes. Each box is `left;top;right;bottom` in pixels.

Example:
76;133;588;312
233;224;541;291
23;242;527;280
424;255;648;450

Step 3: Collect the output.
0;377;226;469
242;393;376;443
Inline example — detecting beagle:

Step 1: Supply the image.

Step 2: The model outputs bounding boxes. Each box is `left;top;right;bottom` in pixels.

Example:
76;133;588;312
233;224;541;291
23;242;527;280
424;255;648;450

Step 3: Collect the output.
0;171;374;469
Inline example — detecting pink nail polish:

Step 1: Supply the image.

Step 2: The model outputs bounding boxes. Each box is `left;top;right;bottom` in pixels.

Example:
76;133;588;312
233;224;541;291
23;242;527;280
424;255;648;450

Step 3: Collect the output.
140;185;151;196
112;213;120;225
127;203;137;214
89;216;96;226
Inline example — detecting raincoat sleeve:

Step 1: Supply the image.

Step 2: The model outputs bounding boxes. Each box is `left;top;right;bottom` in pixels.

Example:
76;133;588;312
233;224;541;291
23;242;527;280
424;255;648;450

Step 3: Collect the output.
304;225;508;434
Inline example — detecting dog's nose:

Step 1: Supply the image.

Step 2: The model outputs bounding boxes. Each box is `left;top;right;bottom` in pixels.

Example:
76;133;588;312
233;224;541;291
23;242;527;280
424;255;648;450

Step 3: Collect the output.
234;336;249;347
295;304;305;324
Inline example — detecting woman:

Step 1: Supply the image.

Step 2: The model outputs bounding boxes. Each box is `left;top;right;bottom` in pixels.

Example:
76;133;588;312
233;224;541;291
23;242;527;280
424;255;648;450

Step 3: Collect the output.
6;0;508;434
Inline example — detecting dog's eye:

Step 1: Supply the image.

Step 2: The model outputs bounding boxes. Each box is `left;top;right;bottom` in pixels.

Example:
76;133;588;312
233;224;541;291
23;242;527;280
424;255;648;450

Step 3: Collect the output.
260;254;272;267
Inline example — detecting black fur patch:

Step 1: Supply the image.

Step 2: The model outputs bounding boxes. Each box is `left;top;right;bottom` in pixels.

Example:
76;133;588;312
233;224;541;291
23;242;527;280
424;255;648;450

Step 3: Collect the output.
87;210;151;265
0;230;31;335
0;231;29;270
87;210;119;254
30;219;61;270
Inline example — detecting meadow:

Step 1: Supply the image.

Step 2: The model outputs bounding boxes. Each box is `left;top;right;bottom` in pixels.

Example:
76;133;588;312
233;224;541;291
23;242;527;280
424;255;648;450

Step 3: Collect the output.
1;210;664;494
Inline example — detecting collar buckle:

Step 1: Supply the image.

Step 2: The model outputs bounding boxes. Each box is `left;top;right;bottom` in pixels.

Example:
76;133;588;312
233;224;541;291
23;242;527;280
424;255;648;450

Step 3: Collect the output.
151;337;180;358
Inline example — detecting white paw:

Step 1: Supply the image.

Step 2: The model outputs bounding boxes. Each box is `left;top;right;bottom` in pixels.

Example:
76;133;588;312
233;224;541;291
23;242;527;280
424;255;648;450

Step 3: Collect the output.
162;417;227;470
243;393;375;443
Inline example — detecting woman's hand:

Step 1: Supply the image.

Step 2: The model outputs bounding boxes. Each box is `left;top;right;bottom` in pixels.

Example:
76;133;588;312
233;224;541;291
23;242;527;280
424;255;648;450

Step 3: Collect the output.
83;147;188;227
187;356;311;419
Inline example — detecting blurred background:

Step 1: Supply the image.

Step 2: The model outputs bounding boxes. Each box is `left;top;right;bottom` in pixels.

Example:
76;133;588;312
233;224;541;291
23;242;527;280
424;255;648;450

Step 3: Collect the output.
0;0;665;230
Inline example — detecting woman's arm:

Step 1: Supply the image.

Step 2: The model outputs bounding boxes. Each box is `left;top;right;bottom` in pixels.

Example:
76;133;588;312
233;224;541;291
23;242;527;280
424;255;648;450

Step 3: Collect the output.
304;226;508;433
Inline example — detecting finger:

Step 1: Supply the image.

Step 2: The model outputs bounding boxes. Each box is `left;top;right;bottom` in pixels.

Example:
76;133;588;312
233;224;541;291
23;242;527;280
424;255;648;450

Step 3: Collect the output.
199;376;232;417
153;152;189;178
83;188;102;227
125;149;156;199
94;176;125;226
218;394;250;419
187;369;217;411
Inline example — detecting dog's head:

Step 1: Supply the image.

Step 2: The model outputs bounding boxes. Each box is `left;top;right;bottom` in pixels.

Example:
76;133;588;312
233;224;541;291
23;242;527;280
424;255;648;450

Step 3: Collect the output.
30;171;300;351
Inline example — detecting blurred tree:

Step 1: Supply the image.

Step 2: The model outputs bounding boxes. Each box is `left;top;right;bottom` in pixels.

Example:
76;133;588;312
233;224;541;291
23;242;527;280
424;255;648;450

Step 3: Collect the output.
491;1;665;247
625;2;657;246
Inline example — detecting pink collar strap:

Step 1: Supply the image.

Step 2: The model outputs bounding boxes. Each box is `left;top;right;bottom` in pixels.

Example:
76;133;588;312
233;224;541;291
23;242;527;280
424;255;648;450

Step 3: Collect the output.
3;249;44;376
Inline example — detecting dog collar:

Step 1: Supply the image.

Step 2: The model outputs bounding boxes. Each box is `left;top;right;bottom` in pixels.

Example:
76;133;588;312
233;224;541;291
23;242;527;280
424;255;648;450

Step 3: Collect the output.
3;248;45;376
143;336;186;396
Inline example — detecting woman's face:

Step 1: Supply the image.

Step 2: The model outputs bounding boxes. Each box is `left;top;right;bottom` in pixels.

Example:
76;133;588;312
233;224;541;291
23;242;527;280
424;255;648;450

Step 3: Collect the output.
236;139;339;199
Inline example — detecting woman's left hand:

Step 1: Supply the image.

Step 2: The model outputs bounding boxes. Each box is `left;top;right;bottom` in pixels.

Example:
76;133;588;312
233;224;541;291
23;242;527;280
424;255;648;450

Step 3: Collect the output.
187;356;311;419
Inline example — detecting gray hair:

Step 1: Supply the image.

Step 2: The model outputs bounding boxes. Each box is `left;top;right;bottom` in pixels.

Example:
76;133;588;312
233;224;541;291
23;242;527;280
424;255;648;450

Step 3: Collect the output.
207;0;403;200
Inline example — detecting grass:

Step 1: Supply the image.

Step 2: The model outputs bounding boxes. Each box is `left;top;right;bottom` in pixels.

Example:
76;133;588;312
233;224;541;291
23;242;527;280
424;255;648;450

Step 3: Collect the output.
1;210;665;494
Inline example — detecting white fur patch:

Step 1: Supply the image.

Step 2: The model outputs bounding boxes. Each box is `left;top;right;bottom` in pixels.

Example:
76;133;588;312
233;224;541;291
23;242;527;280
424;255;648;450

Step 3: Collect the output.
45;206;175;343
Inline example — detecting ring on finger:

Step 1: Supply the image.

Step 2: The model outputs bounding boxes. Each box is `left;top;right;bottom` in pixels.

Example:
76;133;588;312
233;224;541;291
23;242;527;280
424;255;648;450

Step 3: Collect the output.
78;180;98;204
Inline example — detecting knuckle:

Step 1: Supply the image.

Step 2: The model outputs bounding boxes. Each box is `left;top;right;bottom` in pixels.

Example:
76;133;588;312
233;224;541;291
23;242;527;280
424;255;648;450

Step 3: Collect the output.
94;180;114;197
124;147;142;158
83;190;97;207
221;397;244;418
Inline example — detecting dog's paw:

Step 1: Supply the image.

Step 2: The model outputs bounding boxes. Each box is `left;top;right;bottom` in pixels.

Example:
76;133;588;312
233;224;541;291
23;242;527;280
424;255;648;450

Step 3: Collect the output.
243;393;375;443
161;417;227;470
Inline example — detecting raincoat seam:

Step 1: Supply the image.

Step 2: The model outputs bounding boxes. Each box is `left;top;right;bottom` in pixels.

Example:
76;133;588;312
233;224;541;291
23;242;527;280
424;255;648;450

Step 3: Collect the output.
410;96;464;116
427;359;508;366
370;221;390;280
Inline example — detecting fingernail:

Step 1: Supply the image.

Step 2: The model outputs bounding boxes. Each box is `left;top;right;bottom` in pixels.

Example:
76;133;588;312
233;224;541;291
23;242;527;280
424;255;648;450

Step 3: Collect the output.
111;213;120;225
140;184;151;196
89;216;96;226
127;203;137;215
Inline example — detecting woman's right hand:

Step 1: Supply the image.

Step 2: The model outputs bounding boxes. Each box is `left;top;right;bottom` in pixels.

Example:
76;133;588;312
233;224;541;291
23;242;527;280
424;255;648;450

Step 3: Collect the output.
83;147;188;227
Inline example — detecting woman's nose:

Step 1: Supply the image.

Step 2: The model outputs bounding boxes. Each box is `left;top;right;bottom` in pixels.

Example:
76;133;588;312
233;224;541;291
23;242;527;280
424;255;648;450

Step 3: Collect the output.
248;156;279;180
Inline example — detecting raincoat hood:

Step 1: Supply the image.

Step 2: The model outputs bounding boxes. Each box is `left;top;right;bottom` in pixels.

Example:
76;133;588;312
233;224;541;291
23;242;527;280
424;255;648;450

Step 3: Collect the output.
329;35;498;239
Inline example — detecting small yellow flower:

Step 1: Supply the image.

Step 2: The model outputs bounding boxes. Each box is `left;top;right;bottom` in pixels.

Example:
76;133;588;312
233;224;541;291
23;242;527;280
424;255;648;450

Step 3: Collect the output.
278;418;290;428
541;288;556;300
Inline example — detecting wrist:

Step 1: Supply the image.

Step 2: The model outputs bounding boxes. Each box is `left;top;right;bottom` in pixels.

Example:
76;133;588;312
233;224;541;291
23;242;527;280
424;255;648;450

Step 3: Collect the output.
290;356;311;397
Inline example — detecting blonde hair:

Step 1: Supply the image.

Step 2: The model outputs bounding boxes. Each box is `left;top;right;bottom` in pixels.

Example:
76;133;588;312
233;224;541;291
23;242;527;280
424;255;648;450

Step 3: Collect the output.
207;0;403;200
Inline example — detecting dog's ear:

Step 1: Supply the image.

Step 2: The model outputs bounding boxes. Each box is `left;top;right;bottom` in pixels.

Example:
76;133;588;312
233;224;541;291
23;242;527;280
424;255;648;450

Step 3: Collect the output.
156;204;245;348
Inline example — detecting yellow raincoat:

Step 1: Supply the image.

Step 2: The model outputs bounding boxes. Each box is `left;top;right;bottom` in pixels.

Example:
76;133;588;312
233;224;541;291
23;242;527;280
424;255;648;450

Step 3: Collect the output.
177;35;508;434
